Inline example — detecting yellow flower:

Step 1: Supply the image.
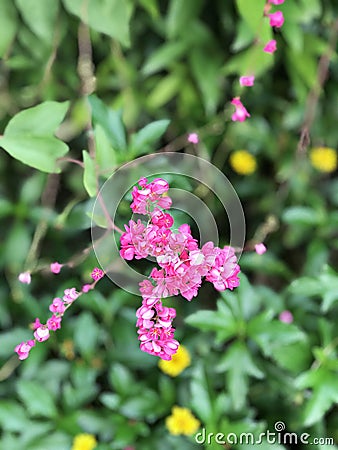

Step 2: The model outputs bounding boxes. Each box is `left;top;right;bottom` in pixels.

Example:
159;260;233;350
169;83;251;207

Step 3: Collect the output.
71;434;97;450
310;146;337;173
229;150;257;175
158;345;191;377
166;406;200;436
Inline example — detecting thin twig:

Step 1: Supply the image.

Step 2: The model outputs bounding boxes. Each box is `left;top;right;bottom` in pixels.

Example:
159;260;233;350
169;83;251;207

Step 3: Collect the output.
297;19;338;156
25;174;60;270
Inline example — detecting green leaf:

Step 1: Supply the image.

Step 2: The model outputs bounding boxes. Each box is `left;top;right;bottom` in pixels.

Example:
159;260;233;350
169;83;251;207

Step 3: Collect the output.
73;312;100;357
185;301;237;344
158;376;175;406
88;95;126;152
0;401;28;432
119;389;159;419
248;312;305;357
296;368;338;426
318;268;338;312
63;366;99;409
231;19;255;52
190;363;215;425
216;341;264;410
4;222;31;270
139;0;159;19
0;101;69;173
230;272;261;321
0;0;18;57
303;239;329;277
190;49;222;115
0;197;13;218
15;0;59;43
16;380;57;418
100;392;120;410
62;0;133;46
272;340;312;373
19;421;54;447
142;41;188;76
282;206;324;226
86;211;109;229
289;267;338;312
129;119;170;155
322;291;338;312
223;41;274;78
26;432;71;450
109;363;135;396
166;0;204;39
235;0;266;34
289;277;323;297
94;125;117;177
82;150;97;197
19;173;46;205
147;73;182;109
286;48;317;91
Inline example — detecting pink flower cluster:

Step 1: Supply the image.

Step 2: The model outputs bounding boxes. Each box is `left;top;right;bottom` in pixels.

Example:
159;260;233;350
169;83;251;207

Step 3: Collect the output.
15;268;104;360
231;1;285;122
231;97;251;122
120;177;240;360
187;133;199;144
264;1;285;54
15;287;79;360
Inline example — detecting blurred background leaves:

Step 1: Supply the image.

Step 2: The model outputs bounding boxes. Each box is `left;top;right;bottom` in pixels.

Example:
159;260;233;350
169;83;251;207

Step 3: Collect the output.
0;0;337;449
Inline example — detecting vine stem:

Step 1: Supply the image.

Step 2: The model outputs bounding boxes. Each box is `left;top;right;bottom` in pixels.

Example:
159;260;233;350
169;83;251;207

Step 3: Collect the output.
24;174;60;271
297;18;338;155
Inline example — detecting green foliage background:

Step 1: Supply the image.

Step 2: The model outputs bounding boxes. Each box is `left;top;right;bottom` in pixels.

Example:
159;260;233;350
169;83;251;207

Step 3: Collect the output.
0;0;337;449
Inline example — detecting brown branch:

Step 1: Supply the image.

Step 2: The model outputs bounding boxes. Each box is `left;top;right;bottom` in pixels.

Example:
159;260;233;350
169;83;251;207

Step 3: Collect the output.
25;174;60;271
297;19;338;155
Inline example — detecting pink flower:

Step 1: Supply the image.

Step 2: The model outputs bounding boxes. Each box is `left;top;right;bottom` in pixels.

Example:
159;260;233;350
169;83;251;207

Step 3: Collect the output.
151;178;169;195
120;178;242;360
255;243;267;255
130;177;171;214
151;209;174;228
206;246;240;291
63;288;79;303
231;97;250;122
138;325;179;360
34;326;50;342
263;39;277;54
50;262;62;274
157;196;172;209
15;340;35;360
139;280;160;307
47;314;62;331
269;0;284;4
91;267;104;281
18;272;31;284
279;310;293;323
268;11;284;28
188;133;199;144
82;284;92;293
32;318;42;330
239;76;255;87
49;297;66;314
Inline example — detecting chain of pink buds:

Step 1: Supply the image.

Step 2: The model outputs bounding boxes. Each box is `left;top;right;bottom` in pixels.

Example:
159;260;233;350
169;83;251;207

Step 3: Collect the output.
120;177;241;360
15;268;104;360
231;0;285;122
